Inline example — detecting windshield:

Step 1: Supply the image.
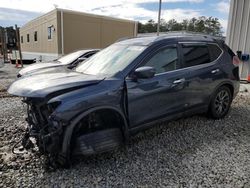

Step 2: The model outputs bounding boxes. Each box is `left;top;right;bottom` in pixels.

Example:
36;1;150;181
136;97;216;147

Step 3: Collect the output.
75;44;146;76
58;51;85;65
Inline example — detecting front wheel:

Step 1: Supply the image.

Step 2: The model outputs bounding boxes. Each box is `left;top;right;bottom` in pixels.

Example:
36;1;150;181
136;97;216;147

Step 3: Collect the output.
208;86;232;119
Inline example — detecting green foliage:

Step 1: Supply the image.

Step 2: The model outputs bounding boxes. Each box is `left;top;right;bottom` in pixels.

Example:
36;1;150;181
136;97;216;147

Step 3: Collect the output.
138;16;223;36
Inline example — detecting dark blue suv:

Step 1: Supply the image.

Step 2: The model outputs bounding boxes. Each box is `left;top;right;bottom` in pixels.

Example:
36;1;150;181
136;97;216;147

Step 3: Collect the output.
8;33;240;167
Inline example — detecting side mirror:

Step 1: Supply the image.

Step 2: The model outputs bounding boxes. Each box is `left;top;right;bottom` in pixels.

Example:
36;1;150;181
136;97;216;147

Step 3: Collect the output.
133;66;156;80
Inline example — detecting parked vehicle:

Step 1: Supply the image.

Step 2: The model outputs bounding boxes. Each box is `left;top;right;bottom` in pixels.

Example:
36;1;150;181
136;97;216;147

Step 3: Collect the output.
8;33;240;167
17;49;99;77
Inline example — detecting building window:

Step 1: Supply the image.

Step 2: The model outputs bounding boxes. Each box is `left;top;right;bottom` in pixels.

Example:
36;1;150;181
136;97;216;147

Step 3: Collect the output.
48;26;53;40
34;31;37;42
27;34;30;42
21;36;23;43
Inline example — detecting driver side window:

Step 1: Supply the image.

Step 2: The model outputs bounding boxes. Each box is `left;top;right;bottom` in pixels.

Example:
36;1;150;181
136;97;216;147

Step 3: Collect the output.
143;47;178;74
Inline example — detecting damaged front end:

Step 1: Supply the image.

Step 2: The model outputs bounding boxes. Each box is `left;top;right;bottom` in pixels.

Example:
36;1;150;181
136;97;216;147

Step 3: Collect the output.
8;71;125;168
21;97;64;163
7;71;105;166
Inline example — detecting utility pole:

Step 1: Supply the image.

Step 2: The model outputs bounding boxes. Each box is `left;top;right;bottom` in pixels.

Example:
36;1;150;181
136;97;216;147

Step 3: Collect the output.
0;27;3;57
0;27;7;63
15;24;23;67
3;29;7;63
157;0;162;36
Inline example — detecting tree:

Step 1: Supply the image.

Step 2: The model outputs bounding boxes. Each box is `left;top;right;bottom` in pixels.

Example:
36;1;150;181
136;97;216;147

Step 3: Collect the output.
144;19;157;33
166;19;182;31
137;16;223;36
182;19;189;31
160;18;168;32
138;22;143;33
187;18;197;32
195;16;206;33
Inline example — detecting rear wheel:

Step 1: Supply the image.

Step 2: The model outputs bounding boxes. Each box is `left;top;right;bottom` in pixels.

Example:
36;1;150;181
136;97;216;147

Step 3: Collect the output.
208;86;232;119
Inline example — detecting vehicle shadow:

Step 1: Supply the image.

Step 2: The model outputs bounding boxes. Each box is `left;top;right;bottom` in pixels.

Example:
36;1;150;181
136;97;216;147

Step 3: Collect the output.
39;100;250;186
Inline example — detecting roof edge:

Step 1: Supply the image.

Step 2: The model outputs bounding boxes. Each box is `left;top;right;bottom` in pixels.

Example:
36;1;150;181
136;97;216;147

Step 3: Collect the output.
21;8;136;29
55;8;136;23
21;9;57;28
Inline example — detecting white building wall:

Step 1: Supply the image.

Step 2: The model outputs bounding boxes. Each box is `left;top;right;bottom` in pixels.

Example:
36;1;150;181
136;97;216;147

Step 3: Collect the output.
226;0;250;81
226;0;250;54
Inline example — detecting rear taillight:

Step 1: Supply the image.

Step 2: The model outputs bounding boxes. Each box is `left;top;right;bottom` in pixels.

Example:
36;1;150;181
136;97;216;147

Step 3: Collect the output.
233;56;241;66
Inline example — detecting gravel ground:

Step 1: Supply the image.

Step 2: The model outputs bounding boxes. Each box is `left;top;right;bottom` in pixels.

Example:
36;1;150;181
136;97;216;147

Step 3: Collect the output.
1;63;250;187
0;63;21;91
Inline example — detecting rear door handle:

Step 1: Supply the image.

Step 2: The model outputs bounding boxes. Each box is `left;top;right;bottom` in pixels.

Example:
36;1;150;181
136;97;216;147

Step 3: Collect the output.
173;78;185;84
211;69;220;74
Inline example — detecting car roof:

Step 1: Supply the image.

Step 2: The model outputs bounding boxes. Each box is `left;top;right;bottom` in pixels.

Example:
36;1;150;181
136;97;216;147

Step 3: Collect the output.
117;32;224;46
77;49;100;54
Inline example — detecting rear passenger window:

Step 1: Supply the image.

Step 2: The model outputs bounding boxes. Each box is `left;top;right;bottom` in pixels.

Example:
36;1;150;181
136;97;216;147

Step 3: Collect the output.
208;44;222;61
143;47;178;74
182;44;210;67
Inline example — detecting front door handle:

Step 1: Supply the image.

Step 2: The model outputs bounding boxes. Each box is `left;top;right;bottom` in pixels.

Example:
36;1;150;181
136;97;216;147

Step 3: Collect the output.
211;69;220;74
173;78;185;84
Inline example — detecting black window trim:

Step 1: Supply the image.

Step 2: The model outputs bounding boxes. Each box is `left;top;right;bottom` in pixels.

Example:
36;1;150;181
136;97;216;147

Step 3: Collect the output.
127;42;224;79
207;43;224;62
132;44;182;76
178;42;224;69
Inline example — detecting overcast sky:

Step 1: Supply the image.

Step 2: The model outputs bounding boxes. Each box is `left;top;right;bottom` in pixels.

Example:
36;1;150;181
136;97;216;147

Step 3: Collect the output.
0;0;230;33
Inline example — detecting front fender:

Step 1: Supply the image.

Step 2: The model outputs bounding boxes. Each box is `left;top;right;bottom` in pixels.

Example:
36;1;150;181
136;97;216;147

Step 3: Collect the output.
60;105;129;159
49;79;124;122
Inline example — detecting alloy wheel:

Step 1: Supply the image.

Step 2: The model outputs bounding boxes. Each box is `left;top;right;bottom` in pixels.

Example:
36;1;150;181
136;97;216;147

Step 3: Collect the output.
214;90;230;115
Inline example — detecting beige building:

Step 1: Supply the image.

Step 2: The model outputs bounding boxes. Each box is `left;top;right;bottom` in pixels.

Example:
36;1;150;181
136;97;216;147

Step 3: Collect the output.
16;8;137;61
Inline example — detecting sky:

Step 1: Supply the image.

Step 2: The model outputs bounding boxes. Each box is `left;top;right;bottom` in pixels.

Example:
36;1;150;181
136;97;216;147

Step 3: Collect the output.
0;0;230;34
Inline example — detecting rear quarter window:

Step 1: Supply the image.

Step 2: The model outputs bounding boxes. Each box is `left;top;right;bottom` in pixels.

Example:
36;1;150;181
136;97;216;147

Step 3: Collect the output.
208;44;223;62
223;44;235;58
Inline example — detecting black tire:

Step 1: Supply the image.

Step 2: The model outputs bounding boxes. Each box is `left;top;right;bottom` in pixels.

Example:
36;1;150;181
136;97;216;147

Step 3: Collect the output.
208;86;232;119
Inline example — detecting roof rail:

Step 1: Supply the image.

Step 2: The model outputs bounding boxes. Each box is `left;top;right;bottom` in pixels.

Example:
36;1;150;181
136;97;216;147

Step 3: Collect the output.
115;36;137;43
153;31;225;41
117;31;225;44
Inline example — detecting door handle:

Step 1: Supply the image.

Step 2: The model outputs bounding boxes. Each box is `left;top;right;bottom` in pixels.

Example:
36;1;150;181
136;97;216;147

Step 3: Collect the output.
173;78;185;84
211;69;220;74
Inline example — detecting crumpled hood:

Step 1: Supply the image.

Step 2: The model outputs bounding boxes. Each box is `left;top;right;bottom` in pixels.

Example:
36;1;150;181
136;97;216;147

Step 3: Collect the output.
18;62;62;76
8;71;105;98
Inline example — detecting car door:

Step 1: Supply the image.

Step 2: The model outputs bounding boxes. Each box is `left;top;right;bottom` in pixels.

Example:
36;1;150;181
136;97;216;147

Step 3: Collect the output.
126;44;189;127
179;42;224;111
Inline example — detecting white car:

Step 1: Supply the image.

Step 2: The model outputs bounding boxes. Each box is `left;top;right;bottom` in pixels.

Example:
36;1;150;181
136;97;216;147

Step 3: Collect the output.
17;49;99;77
